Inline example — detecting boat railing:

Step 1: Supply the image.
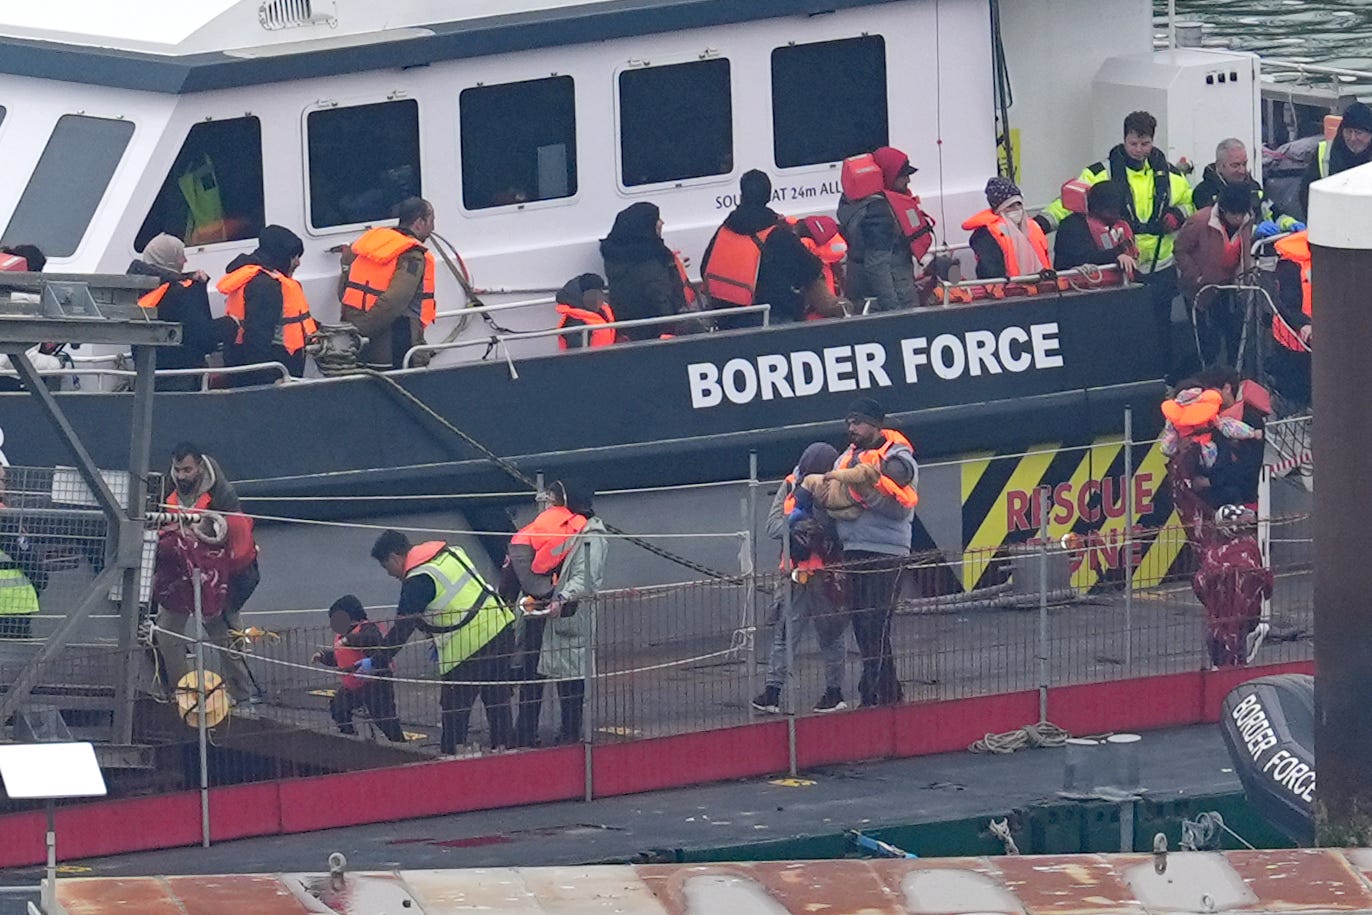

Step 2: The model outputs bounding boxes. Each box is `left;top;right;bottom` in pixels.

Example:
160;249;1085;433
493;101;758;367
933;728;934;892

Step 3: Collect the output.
431;295;557;323
1;361;295;391
929;263;1132;304
402;304;773;370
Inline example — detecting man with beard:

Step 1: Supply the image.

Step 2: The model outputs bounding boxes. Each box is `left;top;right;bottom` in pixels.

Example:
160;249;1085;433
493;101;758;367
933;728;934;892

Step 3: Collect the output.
1300;101;1372;218
158;443;260;701
826;398;918;707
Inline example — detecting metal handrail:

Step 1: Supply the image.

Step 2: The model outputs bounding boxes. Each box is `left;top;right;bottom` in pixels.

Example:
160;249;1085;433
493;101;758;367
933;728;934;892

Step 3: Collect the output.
0;361;294;391
935;264;1132;290
432;295;557;322
403;304;773;370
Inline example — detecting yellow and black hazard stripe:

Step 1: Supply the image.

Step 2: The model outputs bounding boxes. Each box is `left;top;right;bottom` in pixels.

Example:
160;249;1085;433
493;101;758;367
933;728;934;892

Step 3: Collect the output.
958;436;1191;595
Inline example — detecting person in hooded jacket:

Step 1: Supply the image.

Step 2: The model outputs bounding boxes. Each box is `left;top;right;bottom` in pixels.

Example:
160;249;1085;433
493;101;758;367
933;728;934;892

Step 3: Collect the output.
1300;100;1372;218
599;202;689;342
964;177;1052;279
837;147;928;312
130;234;238;390
700;170;824;327
220;225;315;385
1052;180;1140;273
1193;139;1300;236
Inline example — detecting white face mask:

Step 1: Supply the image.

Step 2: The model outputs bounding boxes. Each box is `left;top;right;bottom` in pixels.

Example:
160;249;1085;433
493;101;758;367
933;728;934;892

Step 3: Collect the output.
1002;204;1026;227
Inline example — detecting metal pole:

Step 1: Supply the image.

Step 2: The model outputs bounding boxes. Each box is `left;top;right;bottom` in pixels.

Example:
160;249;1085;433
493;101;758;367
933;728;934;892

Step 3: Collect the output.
746;451;760;718
1119;799;1135;853
114;344;155;745
782;503;797;777
1167;0;1177;49
1123;407;1135;670
1037;486;1049;723
40;800;54;913
583;575;597;804
193;568;210;848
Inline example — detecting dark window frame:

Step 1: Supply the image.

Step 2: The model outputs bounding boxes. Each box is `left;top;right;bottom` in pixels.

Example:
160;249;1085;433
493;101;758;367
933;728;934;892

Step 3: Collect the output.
304;97;423;231
458;74;579;213
616;56;735;190
770;36;889;170
2;114;135;259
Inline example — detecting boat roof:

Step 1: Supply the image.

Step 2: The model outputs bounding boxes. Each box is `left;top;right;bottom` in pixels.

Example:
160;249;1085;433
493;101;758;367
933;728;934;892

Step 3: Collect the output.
0;0;899;94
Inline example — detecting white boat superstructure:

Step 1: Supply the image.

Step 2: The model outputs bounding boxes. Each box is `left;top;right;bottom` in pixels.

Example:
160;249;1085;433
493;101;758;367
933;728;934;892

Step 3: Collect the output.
0;0;1255;369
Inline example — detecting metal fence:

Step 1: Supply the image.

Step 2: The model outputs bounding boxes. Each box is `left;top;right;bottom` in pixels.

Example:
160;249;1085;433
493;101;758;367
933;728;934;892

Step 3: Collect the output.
0;419;1315;810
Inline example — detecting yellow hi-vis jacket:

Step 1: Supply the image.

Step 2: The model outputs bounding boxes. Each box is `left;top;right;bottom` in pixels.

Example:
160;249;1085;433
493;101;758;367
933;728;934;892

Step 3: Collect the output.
405;542;513;676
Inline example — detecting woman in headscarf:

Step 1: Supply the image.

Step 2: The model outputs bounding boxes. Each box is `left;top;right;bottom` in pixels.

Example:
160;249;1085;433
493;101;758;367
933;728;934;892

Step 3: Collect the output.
599;202;689;341
219;225;315;385
128;234;238;390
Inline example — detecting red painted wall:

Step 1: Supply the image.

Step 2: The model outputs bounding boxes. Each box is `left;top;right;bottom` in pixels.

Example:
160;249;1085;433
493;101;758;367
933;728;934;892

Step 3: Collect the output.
0;660;1314;868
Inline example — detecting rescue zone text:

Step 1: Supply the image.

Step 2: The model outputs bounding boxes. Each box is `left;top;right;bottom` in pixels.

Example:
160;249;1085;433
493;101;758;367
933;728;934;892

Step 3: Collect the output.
687;322;1064;408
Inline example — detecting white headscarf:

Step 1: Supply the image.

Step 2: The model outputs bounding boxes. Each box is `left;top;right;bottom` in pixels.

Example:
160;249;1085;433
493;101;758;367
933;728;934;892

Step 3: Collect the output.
142;234;186;274
996;197;1044;275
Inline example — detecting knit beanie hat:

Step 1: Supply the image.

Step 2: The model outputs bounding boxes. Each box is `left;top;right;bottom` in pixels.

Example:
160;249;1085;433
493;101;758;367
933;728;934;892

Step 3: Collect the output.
985;176;1023;211
845;396;886;426
1341;101;1372;134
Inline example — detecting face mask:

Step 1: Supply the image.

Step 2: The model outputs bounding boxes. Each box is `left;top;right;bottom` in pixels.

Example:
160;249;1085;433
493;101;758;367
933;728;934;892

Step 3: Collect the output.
1002;205;1026;227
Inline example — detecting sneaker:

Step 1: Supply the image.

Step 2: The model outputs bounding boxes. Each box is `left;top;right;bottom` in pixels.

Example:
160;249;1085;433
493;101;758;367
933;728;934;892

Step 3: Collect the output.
1245;622;1270;664
812;689;848;714
751;686;781;714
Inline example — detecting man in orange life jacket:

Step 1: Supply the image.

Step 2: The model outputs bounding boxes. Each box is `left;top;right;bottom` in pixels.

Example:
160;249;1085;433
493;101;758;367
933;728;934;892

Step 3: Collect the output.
1174;183;1255;370
157;442;259;704
553;274;615;349
752;442;849;716
505;480;591;747
701;170;824;327
837;146;933;312
312;594;405;742
220;225;315;385
828;397;918;707
1271;230;1312;406
339;197;437;371
964;177;1052;280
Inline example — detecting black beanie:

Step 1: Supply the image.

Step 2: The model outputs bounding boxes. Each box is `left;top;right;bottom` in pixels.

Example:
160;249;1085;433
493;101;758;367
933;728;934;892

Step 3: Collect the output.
845;396;885;425
256;224;304;273
1342;101;1372;135
740;169;772;207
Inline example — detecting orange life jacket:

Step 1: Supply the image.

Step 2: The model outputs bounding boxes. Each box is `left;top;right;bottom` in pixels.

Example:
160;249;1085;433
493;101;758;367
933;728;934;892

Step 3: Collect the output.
334;624;370;691
779;473;825;572
882;190;937;261
138;278;194;311
702;225;777;306
961;209;1051;277
1273;231;1311;352
786;216;848;295
837;430;919;509
341;227;437;327
555;301;617;349
217;265;318;355
1162;388;1224;450
673;252;698;307
510;506;588;575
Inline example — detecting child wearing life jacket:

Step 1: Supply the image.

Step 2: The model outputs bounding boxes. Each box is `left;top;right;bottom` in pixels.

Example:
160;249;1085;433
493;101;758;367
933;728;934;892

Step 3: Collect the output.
1160;385;1262;470
312;595;405;742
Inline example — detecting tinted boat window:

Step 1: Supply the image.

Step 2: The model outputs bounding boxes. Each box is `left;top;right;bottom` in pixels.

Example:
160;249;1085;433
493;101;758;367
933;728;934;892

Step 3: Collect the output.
2;115;134;258
772;37;888;168
460;76;577;210
308;99;421;228
135;117;265;251
619;59;732;187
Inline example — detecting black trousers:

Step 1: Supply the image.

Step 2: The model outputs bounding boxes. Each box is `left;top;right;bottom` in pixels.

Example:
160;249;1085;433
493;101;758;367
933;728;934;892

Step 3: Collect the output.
843;550;905;707
330;678;405;742
555;679;586;743
439;626;515;753
1191;290;1245;369
1142;266;1180;379
512;616;547;747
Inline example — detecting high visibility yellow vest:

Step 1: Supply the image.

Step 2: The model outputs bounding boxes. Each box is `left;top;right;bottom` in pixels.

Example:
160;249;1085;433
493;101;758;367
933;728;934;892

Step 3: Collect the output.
179;154;228;245
0;549;39;617
406;545;513;675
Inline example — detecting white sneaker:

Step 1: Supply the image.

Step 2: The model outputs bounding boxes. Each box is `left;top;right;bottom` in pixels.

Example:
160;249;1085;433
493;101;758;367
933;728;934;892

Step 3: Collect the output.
1245;622;1270;664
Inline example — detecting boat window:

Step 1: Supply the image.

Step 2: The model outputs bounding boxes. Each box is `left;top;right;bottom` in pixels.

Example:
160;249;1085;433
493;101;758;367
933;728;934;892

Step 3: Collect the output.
307;99;421;229
771;37;888;168
1;115;134;259
619;59;732;187
135;117;265;251
460;76;577;210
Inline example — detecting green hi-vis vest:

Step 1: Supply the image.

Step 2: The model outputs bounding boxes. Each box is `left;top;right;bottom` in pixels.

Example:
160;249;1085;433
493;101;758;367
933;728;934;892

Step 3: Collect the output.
179;154;227;245
407;547;513;675
0;549;39;617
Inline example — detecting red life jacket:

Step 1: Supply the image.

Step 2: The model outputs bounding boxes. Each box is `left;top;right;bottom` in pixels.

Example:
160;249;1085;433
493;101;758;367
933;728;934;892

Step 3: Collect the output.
1273;231;1311;352
335;624;370;691
511;506;588;576
837;430;919;509
960;209;1051;276
702;225;776;306
1085;215;1138;258
555;301;616;349
161;490;256;573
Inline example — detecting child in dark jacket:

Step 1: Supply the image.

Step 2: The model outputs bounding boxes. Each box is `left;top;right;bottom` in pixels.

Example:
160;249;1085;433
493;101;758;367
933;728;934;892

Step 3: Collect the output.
312;595;405;742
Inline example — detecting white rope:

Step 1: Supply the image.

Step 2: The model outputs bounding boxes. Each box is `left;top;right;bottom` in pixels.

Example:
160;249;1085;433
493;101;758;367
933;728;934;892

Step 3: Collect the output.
148;622;749;687
988;818;1019;855
236;510;744;540
1179;810;1255;851
239;479;754;502
969;720;1072;754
